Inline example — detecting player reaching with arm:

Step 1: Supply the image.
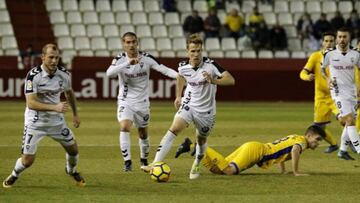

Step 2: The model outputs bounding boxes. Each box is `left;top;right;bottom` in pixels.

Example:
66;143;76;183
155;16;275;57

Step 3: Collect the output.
176;125;326;176
3;44;85;188
106;32;177;171
141;33;235;179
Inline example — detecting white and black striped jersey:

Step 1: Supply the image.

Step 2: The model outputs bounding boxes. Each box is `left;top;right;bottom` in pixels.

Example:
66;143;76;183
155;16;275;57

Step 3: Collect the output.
321;45;360;99
24;65;71;127
178;57;225;114
106;51;178;105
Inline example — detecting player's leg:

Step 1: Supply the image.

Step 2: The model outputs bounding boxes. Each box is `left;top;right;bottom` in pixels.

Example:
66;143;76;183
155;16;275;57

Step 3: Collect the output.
134;108;150;167
201;146;228;174
338;126;354;160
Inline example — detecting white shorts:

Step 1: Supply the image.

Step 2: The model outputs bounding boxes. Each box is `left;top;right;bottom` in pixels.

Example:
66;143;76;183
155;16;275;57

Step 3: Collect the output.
175;105;215;137
333;97;358;117
117;102;150;128
22;123;75;155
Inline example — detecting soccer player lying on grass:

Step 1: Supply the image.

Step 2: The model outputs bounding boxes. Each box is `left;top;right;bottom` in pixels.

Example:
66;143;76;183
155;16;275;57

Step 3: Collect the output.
175;125;326;176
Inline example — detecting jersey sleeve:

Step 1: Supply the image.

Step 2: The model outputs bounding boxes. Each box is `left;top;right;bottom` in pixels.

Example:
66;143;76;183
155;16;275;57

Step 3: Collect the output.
147;55;178;79
208;58;225;77
106;54;129;77
24;68;41;94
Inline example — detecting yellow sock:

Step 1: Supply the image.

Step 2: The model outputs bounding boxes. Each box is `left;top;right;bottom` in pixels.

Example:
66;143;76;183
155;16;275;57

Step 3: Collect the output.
201;146;229;170
324;128;337;146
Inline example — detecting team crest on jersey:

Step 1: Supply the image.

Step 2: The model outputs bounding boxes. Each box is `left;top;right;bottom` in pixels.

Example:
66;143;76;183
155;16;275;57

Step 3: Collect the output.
201;126;210;133
140;62;144;68
59;80;63;88
351;57;354;63
26;80;33;91
143;114;149;121
61;128;70;136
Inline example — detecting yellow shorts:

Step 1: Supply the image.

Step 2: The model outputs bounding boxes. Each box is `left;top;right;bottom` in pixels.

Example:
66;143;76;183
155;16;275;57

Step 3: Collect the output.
314;99;338;123
225;142;266;174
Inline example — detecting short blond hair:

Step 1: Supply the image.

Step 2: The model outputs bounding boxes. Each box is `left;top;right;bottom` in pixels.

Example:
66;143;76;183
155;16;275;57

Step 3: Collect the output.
186;33;203;49
42;43;59;55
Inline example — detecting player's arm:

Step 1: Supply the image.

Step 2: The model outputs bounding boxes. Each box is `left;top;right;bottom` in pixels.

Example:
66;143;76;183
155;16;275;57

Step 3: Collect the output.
106;58;130;77
208;71;235;86
148;56;178;79
174;75;186;110
64;89;80;128
291;144;309;176
26;93;68;113
320;52;331;83
299;68;314;81
279;162;286;174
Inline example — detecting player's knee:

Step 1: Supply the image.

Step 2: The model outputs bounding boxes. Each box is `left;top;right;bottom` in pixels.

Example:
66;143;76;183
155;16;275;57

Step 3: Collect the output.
222;166;236;175
22;155;35;167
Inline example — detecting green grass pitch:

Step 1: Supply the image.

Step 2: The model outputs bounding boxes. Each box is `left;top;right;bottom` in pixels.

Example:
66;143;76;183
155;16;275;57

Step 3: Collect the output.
1;101;360;202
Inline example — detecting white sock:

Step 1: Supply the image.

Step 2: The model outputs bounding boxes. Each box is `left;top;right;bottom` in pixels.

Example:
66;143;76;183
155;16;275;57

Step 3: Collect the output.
340;127;350;151
153;130;176;163
194;143;207;165
11;158;26;177
139;137;150;159
120;131;131;161
347;126;360;153
66;153;79;174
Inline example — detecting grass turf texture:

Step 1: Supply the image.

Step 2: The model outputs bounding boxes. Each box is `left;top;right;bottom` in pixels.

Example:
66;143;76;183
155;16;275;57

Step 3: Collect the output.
1;101;360;202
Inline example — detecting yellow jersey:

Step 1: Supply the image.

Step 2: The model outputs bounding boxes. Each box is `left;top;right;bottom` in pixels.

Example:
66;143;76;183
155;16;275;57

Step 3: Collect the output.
257;135;308;169
300;50;331;101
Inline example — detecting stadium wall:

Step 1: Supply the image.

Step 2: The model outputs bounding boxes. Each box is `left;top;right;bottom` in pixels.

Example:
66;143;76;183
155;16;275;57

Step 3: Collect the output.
0;57;314;101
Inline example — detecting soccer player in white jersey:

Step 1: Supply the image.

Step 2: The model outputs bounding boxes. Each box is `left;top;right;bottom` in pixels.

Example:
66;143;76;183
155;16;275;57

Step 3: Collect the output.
141;34;235;179
321;27;360;160
106;32;178;171
2;44;85;188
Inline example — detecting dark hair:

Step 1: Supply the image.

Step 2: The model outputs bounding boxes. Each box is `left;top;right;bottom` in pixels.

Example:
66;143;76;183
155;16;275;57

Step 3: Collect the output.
322;32;335;40
121;32;137;41
305;125;326;138
337;27;351;34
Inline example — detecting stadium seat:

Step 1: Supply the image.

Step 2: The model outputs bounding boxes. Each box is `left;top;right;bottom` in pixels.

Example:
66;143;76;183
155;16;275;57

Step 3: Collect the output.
5;49;19;56
91;37;107;51
79;0;95;12
148;12;164;25
2;36;17;50
61;50;76;65
146;50;159;57
49;11;66;24
181;12;192;24
176;50;188;58
140;38;156;50
67;11;82;24
0;0;6;9
128;0;143;12
338;1;353;13
168;25;184;38
258;50;273;58
160;51;176;58
74;37;91;50
208;51;224;58
103;25;119;38
99;12;115;25
277;13;293;26
193;0;208;12
70;24;86;37
288;38;302;51
242;0;256;13
172;37;187;51
263;12;277;26
321;1;337;13
274;50;290;58
310;13;321;22
237;36;252;51
95;50;110;57
291;51;306;59
152;25;168;38
107;37;122;51
135;25;152;37
87;24;103;37
63;0;78;11
274;1;288;13
78;50;94;56
225;1;241;13
53;24;70;37
96;0;111;12
119;25;135;35
241;50;257;58
306;1;321;13
283;25;297;38
145;0;160;12
0;10;10;23
290;1;304;13
115;12;131;25
0;49;4;56
82;11;99;25
221;38;237;51
165;13;180;25
57;36;74;50
218;11;227;24
46;0;61;11
156;38;172;51
132;12;148;25
351;38;357;47
258;3;273;13
356;2;360;12
0;23;14;36
205;38;221;51
177;0;192;13
224;50;240;58
112;0;127;12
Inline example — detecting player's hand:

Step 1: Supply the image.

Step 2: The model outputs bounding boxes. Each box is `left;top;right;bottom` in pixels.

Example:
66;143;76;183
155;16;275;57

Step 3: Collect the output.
73;115;81;128
174;97;181;110
202;71;214;84
55;102;68;113
129;58;139;65
308;74;315;81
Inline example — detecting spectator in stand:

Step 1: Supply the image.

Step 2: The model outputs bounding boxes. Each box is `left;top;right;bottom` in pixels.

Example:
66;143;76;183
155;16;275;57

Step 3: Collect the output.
162;0;177;12
207;0;225;10
20;44;40;69
224;8;245;40
346;10;360;39
313;13;332;40
183;10;204;38
248;7;266;47
297;13;314;41
204;7;222;38
269;23;287;50
251;21;269;50
330;11;345;32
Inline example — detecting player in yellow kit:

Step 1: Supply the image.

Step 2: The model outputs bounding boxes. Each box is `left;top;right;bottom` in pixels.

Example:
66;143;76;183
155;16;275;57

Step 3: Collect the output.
299;32;339;153
175;125;326;176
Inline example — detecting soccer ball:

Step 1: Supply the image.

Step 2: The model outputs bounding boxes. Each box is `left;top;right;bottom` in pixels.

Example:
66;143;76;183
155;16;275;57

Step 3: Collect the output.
150;162;171;182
